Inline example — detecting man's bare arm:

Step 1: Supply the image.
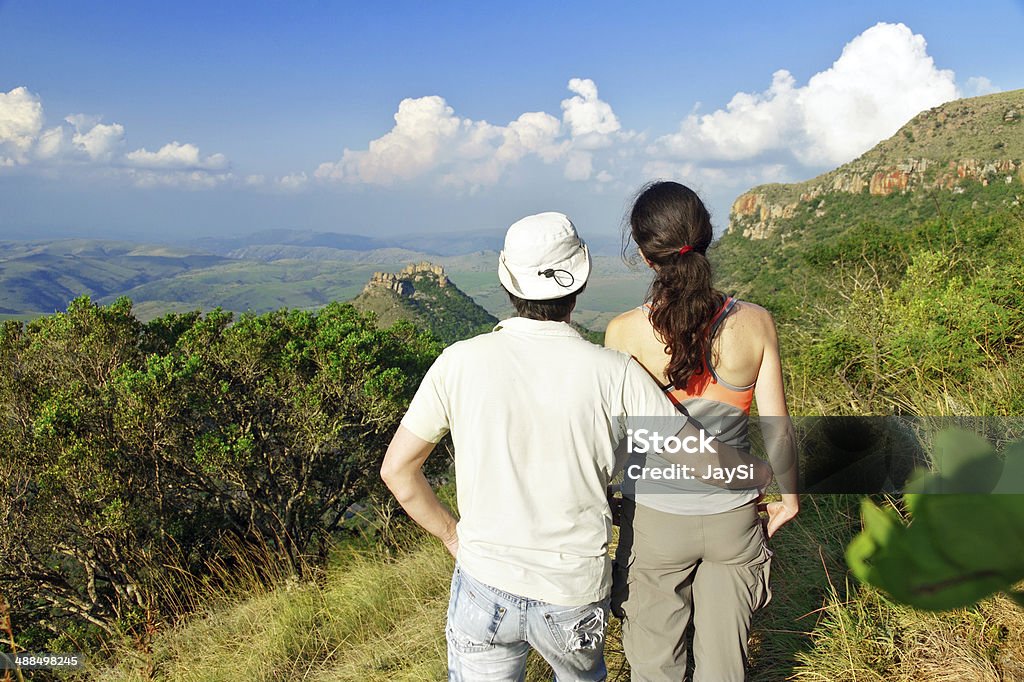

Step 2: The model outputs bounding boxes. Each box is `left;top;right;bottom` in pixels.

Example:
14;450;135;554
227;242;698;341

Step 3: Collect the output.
380;426;459;557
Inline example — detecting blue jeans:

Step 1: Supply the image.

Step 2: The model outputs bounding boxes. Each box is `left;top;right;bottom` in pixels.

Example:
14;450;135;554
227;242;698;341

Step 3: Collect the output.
446;564;609;681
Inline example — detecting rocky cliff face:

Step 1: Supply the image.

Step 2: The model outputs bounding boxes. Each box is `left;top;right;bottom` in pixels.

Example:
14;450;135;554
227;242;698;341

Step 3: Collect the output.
363;261;449;297
729;90;1024;240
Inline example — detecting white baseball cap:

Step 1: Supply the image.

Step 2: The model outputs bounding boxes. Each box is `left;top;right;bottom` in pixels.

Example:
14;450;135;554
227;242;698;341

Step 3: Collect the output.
497;212;592;300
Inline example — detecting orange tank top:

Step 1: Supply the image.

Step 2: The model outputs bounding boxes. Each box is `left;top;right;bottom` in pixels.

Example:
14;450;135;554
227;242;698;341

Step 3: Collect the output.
644;295;755;414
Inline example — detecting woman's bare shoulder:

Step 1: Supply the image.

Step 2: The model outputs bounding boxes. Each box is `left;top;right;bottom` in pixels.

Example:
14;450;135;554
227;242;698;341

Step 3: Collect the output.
728;299;777;332
604;307;651;352
607;306;648;328
718;300;779;358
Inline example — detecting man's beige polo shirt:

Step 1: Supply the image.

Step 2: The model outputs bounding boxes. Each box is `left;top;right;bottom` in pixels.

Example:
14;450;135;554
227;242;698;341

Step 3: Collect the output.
401;317;685;606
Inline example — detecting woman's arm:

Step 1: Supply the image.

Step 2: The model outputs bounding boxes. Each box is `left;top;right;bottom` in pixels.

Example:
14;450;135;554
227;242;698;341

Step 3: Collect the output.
752;311;799;537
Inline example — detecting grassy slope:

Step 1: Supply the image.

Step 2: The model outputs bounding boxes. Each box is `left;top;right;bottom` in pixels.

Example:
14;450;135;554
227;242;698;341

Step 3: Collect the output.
727;89;1024;226
96;496;1024;681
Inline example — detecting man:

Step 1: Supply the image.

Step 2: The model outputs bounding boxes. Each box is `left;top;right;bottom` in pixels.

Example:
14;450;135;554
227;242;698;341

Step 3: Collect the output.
380;212;770;681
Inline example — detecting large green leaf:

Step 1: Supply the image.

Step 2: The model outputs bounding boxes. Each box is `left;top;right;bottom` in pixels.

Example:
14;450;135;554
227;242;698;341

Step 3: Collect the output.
847;430;1024;611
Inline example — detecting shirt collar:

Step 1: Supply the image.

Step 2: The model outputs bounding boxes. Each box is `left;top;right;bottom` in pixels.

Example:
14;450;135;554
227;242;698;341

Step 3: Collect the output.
493;316;583;339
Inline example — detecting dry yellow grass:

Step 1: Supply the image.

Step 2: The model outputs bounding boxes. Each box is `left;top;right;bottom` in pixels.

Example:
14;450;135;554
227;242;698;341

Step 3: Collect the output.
96;506;1024;682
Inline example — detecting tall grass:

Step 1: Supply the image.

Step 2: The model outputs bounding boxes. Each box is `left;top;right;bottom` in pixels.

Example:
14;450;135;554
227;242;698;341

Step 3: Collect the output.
95;491;1024;681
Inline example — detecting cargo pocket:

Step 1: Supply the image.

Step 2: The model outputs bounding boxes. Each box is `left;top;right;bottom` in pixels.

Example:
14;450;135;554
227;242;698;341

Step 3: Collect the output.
751;542;774;611
446;570;507;654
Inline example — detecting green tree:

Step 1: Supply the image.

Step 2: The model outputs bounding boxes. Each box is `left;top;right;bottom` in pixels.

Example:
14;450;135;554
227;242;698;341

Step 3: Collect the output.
0;297;441;648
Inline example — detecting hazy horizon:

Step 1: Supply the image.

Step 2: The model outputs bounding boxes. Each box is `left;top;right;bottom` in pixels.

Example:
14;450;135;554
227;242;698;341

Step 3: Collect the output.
3;1;1024;243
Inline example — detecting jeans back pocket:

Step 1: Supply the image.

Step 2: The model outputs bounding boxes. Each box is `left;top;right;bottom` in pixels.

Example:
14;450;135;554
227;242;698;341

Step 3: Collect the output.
447;570;508;654
541;602;608;655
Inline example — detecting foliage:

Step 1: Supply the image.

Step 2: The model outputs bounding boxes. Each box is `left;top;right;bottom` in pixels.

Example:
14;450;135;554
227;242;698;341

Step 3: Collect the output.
847;430;1024;611
403;275;496;344
0;297;441;649
712;185;1024;416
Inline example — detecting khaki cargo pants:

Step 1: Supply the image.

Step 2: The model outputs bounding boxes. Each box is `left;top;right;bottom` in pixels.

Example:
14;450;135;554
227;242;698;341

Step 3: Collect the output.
611;498;773;682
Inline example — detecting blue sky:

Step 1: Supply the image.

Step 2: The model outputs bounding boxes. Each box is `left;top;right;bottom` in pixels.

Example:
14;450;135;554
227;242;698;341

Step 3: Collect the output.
2;0;1023;245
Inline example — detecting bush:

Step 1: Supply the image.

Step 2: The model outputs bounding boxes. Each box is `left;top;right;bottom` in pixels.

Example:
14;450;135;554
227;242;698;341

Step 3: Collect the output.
0;298;442;650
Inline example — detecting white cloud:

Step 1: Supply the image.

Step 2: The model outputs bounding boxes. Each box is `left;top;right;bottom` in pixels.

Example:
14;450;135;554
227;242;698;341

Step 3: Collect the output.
497;111;565;163
127;169;234;189
0;86;230;186
560;78;621;149
642;159;794;191
651;22;961;169
313;78;628;189
0;87;45;164
316;96;465;184
564;151;594;181
68;115;126;162
277;171;308;190
964;76;1000;97
125;141;228;170
34;126;67;160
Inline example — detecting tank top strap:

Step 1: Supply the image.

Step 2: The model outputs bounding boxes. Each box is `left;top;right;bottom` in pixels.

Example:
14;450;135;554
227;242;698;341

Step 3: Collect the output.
708;294;737;337
704;294;748;388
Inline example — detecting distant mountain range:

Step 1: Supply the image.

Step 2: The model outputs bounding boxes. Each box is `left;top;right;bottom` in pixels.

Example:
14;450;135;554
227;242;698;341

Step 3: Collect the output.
0;240;231;316
191;226;627;261
192;229;503;258
0;238;647;330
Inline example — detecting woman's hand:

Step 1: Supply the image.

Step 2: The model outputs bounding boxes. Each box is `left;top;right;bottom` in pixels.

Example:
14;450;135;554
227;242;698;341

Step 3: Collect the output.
757;494;799;538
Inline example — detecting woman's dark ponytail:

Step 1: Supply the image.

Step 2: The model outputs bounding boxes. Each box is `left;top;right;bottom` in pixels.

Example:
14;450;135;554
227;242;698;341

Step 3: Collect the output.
628;182;723;389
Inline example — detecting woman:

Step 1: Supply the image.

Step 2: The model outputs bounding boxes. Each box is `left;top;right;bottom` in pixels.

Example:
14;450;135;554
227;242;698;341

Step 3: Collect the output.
606;181;799;681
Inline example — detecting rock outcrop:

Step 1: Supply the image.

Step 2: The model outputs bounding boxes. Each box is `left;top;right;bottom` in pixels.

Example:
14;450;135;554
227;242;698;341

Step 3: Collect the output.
728;89;1024;240
363;261;449;297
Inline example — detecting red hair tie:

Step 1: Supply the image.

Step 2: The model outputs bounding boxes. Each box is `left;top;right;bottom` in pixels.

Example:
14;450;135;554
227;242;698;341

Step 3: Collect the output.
678;245;693;256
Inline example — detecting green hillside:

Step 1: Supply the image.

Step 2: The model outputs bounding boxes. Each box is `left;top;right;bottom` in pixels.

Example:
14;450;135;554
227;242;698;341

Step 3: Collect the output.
714;89;1024;318
706;89;1024;418
102;259;386;314
351;262;498;344
0;240;230;316
726;89;1023;240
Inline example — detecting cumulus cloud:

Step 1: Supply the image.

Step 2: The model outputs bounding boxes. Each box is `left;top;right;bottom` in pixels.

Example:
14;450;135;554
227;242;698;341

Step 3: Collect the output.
0;86;45;164
313;78;626;188
127;169;234;189
560;78;621;149
0;86;230;186
125;141;228;170
67;114;126;162
316;96;466;184
564;151;594;181
277;172;308;190
651;22;961;169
